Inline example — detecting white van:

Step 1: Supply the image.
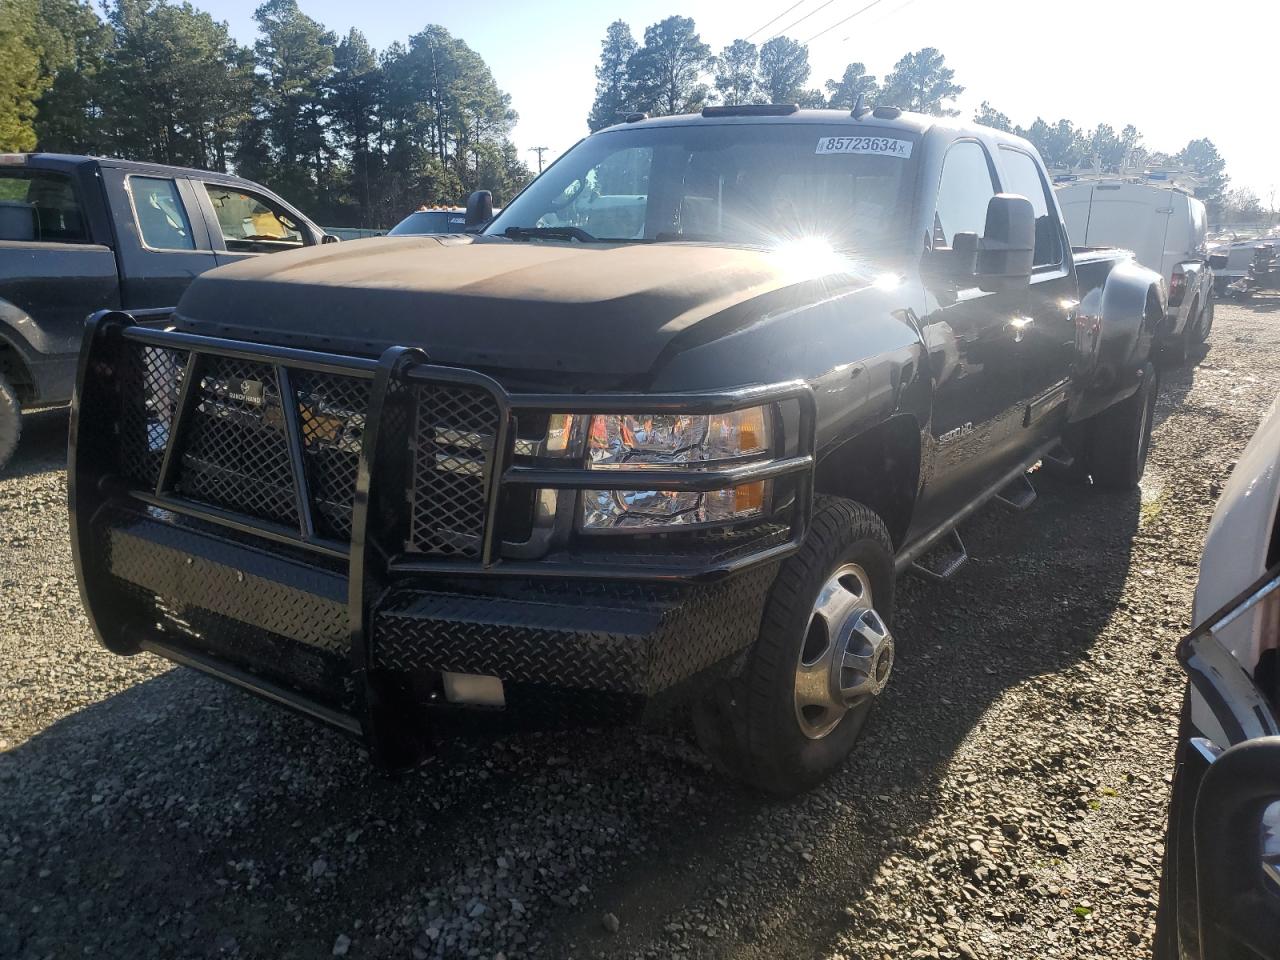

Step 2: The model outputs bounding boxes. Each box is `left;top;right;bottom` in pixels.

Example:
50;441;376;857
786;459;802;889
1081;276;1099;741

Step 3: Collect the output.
1057;180;1215;362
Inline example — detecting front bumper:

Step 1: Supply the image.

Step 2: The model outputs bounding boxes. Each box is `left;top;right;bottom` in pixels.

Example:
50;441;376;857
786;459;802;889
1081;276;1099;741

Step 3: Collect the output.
70;312;813;767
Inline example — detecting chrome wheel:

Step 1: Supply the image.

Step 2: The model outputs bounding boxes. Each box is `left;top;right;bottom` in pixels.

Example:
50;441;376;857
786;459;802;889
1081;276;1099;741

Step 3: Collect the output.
793;562;894;740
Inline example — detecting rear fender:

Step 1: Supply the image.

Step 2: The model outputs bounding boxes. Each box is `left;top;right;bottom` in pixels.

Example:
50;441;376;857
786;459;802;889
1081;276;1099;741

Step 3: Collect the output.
1070;259;1163;424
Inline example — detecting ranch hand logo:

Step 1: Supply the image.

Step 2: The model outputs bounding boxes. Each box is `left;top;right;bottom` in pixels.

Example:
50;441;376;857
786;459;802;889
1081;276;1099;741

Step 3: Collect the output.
228;378;265;406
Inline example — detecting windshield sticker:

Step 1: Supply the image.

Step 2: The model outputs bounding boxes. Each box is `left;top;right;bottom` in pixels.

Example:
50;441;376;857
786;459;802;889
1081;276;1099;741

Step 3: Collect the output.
816;136;913;158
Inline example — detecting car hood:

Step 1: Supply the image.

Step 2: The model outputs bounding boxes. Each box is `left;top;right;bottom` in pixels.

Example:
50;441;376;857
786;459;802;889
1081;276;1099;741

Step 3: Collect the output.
1194;392;1280;667
173;235;873;382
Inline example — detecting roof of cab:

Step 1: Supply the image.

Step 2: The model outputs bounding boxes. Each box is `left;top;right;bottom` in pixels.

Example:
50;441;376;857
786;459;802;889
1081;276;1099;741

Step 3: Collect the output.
7;152;276;185
595;106;1044;159
598;107;939;137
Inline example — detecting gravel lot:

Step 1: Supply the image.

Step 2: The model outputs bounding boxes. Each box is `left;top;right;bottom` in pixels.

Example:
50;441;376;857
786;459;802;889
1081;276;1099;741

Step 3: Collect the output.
2;297;1278;960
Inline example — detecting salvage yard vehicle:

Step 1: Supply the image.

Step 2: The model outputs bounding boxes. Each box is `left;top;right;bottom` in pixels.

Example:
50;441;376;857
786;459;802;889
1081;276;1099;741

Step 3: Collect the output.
1156;396;1280;960
1209;235;1280;299
0;153;331;470
387;207;470;235
69;105;1167;795
1057;178;1216;363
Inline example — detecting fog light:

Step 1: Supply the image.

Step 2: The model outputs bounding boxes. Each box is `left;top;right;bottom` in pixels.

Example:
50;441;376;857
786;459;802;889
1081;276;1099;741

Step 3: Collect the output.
442;672;505;707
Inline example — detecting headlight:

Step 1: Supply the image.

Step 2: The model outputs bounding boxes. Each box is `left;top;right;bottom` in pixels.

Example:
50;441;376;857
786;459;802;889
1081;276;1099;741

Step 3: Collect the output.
580;407;773;530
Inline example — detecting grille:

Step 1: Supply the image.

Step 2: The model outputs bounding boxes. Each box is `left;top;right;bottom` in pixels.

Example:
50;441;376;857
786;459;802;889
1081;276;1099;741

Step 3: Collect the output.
407;383;501;558
117;344;189;489
294;371;371;540
177;357;301;528
109;339;502;554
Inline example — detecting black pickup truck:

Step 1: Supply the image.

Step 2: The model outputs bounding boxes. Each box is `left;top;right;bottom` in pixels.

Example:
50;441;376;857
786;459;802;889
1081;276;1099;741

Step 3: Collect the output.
0;153;329;468
69;106;1166;794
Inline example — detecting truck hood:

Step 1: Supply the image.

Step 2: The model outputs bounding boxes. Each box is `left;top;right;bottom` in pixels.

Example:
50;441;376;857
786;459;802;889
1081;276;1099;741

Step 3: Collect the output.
173;235;872;381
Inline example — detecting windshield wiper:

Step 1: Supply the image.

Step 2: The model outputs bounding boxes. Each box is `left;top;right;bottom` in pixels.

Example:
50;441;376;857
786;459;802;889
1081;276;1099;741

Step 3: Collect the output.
503;226;599;243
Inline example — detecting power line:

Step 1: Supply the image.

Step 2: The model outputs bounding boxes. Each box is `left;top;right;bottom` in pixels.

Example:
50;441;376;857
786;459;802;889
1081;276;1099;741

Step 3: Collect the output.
802;0;889;44
766;0;844;42
528;146;549;174
744;0;807;40
838;0;921;40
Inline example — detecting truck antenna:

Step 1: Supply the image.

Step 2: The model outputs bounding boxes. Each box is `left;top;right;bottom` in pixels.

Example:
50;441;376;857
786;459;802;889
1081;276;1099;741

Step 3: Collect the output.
851;93;869;119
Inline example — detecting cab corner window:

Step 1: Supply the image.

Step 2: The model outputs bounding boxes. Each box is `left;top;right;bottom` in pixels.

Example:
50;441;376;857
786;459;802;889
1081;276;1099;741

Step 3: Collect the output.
998;148;1064;269
131;176;195;251
932;140;997;249
0;170;88;244
203;183;306;254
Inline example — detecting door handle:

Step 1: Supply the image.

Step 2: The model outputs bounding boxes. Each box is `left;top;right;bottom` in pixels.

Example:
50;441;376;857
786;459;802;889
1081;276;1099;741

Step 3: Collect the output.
1007;316;1034;342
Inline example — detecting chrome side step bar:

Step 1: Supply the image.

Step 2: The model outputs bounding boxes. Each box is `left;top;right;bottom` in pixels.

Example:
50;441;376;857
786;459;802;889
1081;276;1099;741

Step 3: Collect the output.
995;473;1037;511
910;528;968;581
895;440;1058;581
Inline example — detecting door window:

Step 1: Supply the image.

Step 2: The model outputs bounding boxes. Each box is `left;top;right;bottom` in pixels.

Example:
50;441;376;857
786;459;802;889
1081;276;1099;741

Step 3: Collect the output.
130;177;196;251
999;148;1064;268
932;141;996;248
0;170;88;243
202;184;306;253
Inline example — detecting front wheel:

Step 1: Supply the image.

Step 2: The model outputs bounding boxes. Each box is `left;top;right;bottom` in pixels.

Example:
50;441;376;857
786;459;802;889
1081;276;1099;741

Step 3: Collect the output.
696;497;896;796
1084;363;1158;491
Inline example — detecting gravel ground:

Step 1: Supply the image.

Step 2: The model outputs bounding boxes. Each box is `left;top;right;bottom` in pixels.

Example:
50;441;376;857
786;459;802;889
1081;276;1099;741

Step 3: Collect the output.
2;297;1278;960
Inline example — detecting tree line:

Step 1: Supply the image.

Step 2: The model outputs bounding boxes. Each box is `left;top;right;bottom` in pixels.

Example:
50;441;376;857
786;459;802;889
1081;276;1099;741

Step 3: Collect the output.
0;1;1261;226
588;15;1247;219
0;0;532;227
588;18;964;128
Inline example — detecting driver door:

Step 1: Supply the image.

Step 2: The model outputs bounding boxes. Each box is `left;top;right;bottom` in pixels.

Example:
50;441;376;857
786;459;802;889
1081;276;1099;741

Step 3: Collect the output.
915;139;1029;527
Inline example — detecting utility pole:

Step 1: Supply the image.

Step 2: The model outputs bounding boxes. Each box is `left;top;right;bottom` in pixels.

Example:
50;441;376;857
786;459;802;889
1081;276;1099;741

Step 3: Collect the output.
529;146;549;174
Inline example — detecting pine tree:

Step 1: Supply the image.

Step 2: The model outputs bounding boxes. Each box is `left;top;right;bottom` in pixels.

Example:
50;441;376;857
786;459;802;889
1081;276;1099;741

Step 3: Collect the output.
252;0;336;205
328;28;382;224
626;16;711;117
0;0;46;151
587;20;637;131
31;0;112;153
99;0;250;169
757;36;810;105
713;40;759;107
825;63;877;110
1176;138;1229;212
881;47;963;116
973;101;1011;132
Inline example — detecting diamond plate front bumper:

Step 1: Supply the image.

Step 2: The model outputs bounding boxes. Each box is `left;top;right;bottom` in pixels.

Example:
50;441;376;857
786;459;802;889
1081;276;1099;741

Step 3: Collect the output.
69;311;814;768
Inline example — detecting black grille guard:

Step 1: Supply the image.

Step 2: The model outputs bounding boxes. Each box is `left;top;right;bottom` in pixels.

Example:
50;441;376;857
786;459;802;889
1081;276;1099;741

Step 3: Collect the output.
69;309;816;764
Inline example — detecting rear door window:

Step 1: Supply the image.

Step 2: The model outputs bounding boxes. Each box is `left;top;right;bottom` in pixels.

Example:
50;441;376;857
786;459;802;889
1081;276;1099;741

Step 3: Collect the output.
202;183;307;254
999;148;1064;269
0;170;88;243
130;176;196;251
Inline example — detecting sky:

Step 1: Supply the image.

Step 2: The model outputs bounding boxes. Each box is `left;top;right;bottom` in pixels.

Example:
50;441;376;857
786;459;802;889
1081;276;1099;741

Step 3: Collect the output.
206;0;1279;203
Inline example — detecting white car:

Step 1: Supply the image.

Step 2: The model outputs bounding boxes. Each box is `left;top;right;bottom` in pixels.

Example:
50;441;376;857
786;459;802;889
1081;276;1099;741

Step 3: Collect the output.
1156;395;1280;959
1058;180;1216;364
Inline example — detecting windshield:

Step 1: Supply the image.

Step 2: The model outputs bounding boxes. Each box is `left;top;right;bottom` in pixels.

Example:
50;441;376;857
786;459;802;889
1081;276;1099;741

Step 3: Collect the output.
488;122;917;253
389;211;468;235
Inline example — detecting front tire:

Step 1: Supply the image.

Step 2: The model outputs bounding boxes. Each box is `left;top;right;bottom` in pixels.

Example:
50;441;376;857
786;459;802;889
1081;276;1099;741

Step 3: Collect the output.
697;497;896;796
1085;363;1157;491
0;374;20;472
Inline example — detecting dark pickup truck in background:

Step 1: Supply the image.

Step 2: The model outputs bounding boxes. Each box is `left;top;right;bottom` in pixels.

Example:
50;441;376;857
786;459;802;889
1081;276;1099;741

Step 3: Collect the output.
69;106;1166;794
0;153;330;468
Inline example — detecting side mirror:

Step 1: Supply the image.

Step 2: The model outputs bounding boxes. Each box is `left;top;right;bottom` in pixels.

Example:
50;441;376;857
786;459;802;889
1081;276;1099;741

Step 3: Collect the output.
465;190;494;231
321;233;340;244
1191;737;1280;957
1209;252;1229;270
974;194;1035;293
